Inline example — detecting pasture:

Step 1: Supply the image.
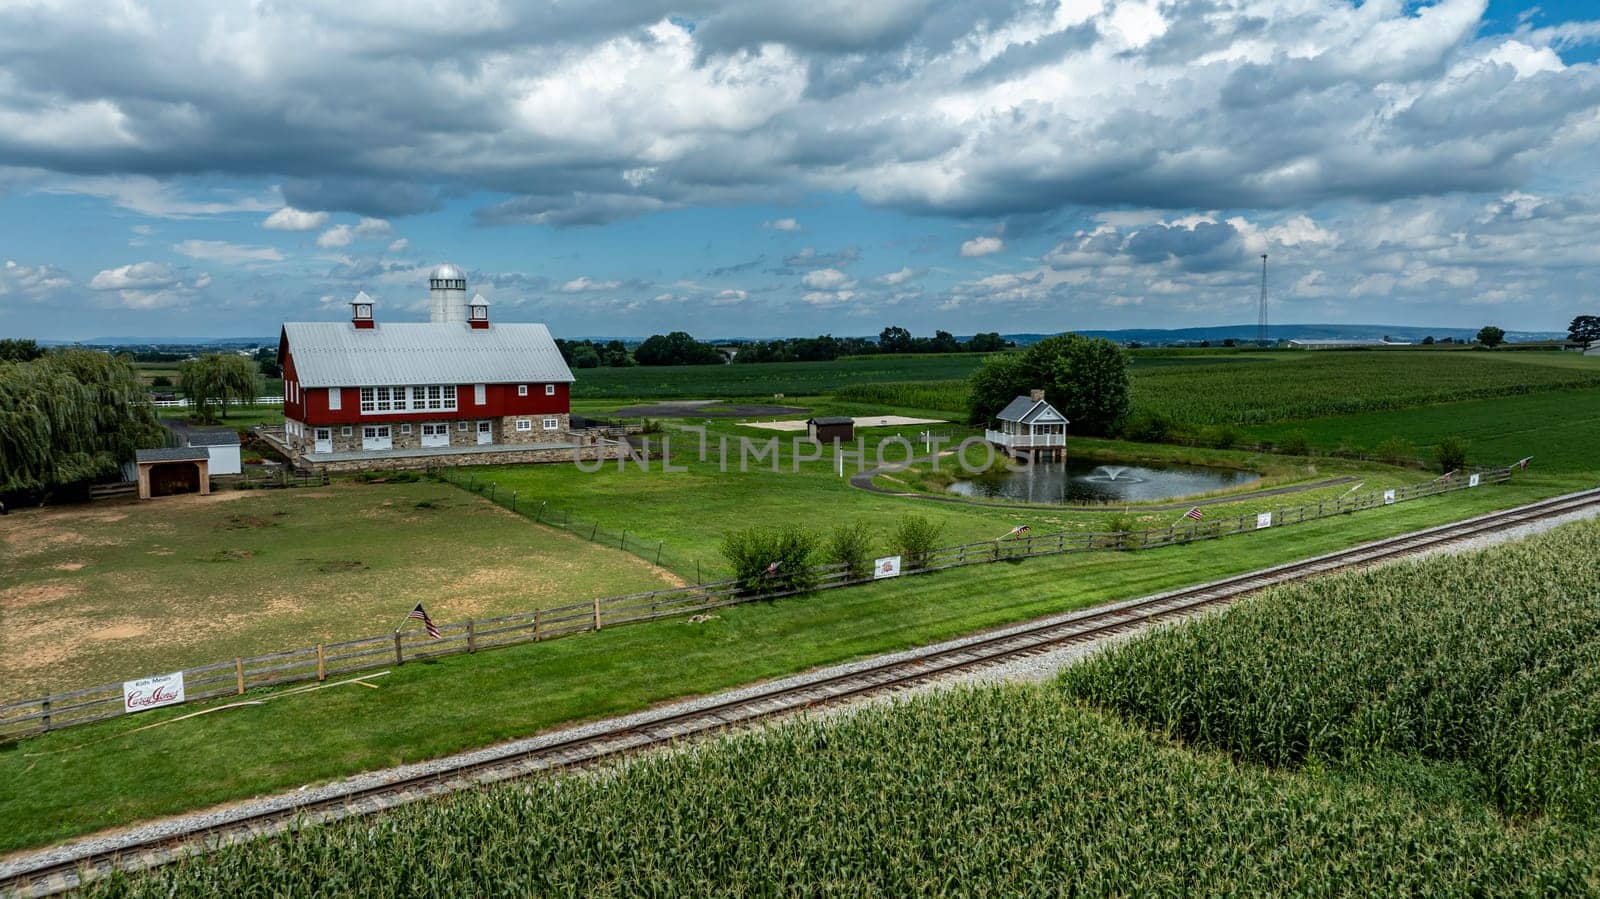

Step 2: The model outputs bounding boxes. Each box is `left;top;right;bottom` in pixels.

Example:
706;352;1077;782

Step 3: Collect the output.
0;482;678;697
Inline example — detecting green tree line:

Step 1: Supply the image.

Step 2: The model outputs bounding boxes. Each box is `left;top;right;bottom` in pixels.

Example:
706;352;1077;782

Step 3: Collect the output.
1;349;165;495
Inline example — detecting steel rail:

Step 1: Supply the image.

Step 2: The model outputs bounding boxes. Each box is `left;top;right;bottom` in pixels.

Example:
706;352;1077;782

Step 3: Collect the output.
9;487;1600;897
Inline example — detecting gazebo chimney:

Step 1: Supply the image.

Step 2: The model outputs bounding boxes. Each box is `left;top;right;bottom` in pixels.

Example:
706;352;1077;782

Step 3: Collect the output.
1029;388;1045;401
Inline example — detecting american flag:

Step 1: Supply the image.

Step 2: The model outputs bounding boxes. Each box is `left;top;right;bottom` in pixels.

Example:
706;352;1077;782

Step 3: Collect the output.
1516;456;1534;470
765;561;781;577
407;603;442;639
1001;525;1030;539
1184;507;1204;521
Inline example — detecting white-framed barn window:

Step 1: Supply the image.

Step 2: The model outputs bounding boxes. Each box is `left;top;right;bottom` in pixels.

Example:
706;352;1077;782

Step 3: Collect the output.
518;384;528;396
328;387;341;411
544;383;556;396
474;383;486;405
401;423;412;435
515;418;532;432
341;426;353;437
457;421;469;431
360;387;375;412
442;385;457;411
375;386;394;412
427;385;443;410
543;417;558;430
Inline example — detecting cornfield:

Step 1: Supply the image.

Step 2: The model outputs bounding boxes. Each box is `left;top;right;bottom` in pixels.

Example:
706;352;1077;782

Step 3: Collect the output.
89;685;1600;896
1061;518;1600;822
830;353;1600;428
1130;353;1600;425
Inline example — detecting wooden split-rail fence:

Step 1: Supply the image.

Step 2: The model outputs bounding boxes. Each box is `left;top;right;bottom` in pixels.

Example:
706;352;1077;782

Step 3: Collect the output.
0;465;1516;742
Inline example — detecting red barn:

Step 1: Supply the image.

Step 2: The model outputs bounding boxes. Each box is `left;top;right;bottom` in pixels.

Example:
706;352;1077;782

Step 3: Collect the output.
277;264;582;470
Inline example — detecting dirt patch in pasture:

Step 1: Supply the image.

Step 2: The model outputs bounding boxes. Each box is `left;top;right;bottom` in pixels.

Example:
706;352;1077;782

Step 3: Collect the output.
90;623;149;641
53;562;87;571
0;581;83;609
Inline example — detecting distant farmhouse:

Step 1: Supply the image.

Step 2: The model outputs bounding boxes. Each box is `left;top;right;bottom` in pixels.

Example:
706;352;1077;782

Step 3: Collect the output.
276;264;600;471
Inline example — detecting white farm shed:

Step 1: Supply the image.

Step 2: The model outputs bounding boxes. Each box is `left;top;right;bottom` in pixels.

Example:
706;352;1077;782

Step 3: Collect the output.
188;429;242;475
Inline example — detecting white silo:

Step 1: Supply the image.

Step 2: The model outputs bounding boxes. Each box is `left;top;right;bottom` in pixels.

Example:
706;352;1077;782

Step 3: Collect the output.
428;263;469;323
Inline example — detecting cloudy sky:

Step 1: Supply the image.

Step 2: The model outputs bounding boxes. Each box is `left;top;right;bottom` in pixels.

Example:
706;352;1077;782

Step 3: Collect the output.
1;0;1597;340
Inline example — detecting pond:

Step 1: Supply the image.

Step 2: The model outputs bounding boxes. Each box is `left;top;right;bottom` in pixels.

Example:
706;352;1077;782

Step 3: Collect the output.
947;458;1258;505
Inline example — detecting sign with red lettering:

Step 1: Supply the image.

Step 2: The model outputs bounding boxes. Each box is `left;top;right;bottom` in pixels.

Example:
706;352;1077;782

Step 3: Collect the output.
123;672;185;714
874;555;902;579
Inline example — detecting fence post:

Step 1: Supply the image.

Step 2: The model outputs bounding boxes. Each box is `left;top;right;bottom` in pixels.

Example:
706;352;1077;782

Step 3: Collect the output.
593;595;603;631
489;483;496;501
656;541;664;565
591;523;599;540
620;530;627;550
393;633;404;665
316;643;326;681
41;697;50;733
467;620;477;653
534;608;543;641
510;490;517;513
235;658;245;695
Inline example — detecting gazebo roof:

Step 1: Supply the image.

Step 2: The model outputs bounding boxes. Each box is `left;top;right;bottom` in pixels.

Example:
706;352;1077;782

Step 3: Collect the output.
996;395;1067;424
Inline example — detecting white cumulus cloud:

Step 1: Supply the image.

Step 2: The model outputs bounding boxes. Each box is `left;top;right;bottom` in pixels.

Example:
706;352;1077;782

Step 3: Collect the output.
960;236;1004;257
262;207;329;231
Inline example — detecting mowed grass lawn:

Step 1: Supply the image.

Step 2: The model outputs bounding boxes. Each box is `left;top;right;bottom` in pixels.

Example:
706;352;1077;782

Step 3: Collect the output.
0;482;679;698
465;422;1425;579
0;475;1575;854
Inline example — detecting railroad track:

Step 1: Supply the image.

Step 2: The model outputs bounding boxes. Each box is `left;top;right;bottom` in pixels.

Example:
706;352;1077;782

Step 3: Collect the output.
9;487;1600;897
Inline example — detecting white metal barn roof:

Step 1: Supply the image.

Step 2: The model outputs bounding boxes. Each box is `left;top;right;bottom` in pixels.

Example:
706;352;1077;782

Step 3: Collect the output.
281;322;576;388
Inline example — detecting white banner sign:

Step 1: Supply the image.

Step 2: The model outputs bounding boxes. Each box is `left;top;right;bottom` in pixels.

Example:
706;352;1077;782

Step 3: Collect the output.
1384;489;1397;505
123;672;185;714
873;555;903;579
1469;473;1481;487
1255;512;1273;530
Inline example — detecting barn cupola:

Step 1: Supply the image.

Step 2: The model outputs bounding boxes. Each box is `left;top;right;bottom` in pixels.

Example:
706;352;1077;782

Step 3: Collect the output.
428;262;468;324
350;291;376;330
468;294;490;329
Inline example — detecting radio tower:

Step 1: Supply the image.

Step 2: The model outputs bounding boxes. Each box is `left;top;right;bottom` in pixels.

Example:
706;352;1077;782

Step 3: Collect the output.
1257;254;1269;346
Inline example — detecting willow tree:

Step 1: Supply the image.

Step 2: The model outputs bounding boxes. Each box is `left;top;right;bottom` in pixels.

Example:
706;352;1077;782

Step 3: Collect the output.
180;353;259;421
0;349;165;494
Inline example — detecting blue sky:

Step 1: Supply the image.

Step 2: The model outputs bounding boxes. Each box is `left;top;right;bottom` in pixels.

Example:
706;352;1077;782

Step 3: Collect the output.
0;0;1597;341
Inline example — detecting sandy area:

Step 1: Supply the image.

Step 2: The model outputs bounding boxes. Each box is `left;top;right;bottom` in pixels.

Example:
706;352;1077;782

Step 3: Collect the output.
740;415;948;432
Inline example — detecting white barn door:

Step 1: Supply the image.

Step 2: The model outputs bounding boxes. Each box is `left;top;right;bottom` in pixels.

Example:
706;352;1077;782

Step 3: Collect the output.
476;420;493;445
314;428;332;454
362;425;392;451
421;423;450;447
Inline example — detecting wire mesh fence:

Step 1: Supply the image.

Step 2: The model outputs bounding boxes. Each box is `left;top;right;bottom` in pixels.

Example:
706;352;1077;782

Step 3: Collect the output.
432;467;724;580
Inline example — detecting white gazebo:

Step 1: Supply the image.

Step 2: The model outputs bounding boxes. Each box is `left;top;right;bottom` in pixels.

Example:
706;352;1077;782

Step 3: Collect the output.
987;390;1068;460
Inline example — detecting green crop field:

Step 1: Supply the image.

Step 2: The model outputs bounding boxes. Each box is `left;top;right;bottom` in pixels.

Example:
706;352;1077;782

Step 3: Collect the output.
0;481;678;697
1131;350;1600;425
571;353;991;399
1062;518;1600;823
812;349;1600;427
1246;386;1600;473
86;680;1600;896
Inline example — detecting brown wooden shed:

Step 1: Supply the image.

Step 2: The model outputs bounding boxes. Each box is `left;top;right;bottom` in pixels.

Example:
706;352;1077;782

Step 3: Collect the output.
134;448;211;499
806;416;855;442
